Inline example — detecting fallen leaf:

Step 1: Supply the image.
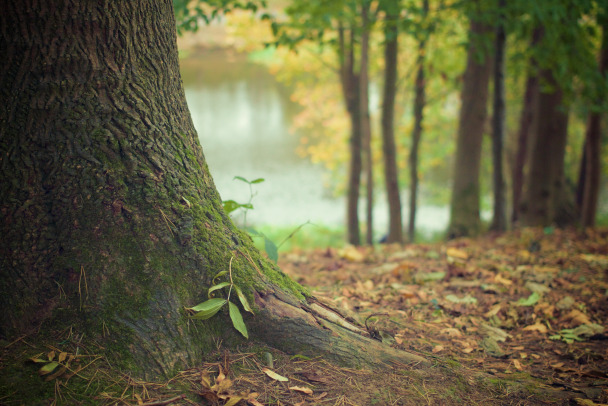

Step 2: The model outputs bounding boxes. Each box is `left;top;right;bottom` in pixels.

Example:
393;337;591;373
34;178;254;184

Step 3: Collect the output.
446;247;469;260
484;303;502;318
523;322;547;333
512;359;523;371
494;274;513;286
432;345;444;353
262;368;288;382
563;309;592;326
289;386;313;395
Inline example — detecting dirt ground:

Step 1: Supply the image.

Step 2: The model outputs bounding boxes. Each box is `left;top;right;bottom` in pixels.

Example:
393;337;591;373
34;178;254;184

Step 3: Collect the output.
2;227;607;405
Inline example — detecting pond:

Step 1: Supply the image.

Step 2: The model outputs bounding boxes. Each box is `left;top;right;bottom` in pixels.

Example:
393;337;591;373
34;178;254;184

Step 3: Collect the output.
180;48;449;239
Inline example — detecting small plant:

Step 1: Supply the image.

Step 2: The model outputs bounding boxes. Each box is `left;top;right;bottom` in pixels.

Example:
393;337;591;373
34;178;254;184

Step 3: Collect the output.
186;256;253;338
223;176;309;263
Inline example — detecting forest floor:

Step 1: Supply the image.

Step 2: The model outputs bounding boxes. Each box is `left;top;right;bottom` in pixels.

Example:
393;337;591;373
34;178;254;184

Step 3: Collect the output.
2;227;607;405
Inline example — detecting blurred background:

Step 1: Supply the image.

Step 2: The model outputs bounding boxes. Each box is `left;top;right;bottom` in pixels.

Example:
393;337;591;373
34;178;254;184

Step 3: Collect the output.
174;0;608;249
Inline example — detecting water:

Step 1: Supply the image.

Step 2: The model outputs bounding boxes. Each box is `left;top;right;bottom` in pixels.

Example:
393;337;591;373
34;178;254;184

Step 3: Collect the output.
180;49;449;238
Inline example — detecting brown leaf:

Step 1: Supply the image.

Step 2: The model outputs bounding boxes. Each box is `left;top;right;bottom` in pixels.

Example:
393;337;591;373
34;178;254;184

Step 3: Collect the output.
289;386;313;395
522;322;547;333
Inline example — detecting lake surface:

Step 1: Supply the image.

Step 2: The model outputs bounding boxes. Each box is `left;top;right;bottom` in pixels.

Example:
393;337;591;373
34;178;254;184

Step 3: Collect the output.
180;49;449;238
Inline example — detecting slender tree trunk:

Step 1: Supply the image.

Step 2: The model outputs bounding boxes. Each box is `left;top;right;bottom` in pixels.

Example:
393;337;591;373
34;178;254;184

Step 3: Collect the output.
579;15;608;227
0;0;426;379
381;4;402;244
339;25;362;245
519;70;570;226
490;0;507;232
360;2;374;245
408;0;429;243
447;19;492;238
511;29;541;225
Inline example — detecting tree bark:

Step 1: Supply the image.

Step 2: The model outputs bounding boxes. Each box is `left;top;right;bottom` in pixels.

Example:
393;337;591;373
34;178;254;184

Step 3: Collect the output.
408;0;429;243
511;28;541;225
0;0;426;379
380;3;402;245
447;19;492;238
381;4;402;244
579;15;608;227
518;70;570;227
339;25;362;246
490;0;507;232
360;2;374;245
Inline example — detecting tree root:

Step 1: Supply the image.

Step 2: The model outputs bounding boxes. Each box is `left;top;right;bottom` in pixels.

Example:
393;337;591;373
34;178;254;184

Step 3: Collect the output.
251;290;429;369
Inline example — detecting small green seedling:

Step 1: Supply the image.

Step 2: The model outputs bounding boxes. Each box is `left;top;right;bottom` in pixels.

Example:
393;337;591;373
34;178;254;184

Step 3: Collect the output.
186;256;253;338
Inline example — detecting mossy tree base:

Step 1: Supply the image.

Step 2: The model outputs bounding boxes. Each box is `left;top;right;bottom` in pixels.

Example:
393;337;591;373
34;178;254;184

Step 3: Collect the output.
0;0;428;380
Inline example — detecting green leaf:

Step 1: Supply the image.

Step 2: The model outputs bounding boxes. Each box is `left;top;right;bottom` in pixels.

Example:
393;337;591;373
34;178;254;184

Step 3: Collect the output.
234;285;254;314
229;301;248;338
208;282;231;298
250;178;265;184
516;292;540;306
188;298;227;320
223;200;241;214
213;270;228;283
39;362;60;375
264;237;279;263
233;176;249;184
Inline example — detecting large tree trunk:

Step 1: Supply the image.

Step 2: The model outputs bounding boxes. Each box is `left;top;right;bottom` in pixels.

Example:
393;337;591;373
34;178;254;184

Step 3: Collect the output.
490;0;507;232
518;70;570;227
380;4;403;244
447;19;492;238
408;0;429;243
579;15;608;227
0;0;426;379
339;25;362;246
360;2;374;245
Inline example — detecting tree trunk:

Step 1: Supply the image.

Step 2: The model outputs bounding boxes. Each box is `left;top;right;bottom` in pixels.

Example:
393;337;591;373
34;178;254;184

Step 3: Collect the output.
447;19;492;238
511;28;541;225
579;15;608;227
360;2;374;245
381;5;403;244
518;70;570;227
408;0;429;243
0;0;426;379
339;25;362;246
490;0;507;232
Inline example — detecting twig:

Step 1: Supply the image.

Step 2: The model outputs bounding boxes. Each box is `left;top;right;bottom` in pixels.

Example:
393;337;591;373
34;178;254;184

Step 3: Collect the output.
236;248;264;277
140;394;186;406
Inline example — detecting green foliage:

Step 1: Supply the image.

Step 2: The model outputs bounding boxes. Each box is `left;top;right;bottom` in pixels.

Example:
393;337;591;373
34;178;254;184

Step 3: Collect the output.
186;259;253;338
173;0;270;35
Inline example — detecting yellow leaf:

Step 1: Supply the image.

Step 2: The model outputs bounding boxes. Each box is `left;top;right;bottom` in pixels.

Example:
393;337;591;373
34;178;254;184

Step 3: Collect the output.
432;345;444;353
484;303;502;318
512;359;523;371
338;245;364;262
289;386;313;395
262;368;288;382
446;247;469;260
494;274;512;286
47;350;55;361
224;396;244;406
523;322;547;333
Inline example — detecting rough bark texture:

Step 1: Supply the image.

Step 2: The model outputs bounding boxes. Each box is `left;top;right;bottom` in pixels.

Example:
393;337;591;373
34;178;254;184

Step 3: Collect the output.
447;19;492;238
381;4;402;244
0;0;427;379
339;25;362;246
519;70;570;227
580;16;608;227
490;0;507;232
408;0;429;243
511;28;541;225
360;2;374;246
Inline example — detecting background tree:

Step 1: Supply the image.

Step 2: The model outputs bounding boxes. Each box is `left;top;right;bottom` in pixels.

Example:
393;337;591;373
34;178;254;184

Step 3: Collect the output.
489;0;507;232
380;0;403;244
407;0;430;242
0;0;425;379
447;6;492;238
